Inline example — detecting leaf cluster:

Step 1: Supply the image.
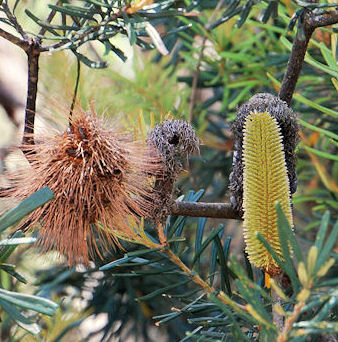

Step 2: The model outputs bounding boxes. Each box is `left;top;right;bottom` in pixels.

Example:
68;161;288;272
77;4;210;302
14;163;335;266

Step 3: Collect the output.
0;188;58;337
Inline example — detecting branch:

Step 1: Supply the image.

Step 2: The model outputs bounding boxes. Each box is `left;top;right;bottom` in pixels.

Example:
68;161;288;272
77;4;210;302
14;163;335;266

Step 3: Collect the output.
23;41;40;146
0;28;27;50
170;201;242;220
38;0;62;37
1;1;28;40
279;9;338;105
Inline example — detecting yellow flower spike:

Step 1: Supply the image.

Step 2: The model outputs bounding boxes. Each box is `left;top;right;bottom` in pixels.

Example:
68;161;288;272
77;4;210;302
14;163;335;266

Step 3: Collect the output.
242;111;293;275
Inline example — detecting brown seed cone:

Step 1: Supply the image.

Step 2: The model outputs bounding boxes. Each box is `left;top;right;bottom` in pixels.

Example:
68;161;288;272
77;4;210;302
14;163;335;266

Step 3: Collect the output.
7;106;163;265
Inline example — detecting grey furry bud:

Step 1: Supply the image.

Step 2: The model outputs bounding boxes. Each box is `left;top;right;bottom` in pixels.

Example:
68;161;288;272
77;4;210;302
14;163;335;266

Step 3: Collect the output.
229;93;299;213
147;119;199;222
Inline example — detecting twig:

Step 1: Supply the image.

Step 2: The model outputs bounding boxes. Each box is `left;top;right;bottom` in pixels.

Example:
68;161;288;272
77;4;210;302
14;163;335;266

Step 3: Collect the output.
38;1;62;37
39;10;123;52
23;40;40;146
164;249;247;311
277;301;304;342
69;57;81;122
170;201;242;220
0;28;27;50
279;9;338;105
1;1;28;40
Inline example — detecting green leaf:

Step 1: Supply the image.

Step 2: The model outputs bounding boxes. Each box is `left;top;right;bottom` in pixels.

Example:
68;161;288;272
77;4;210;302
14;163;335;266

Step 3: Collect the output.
194;217;207;271
25;9;60;36
293;321;338;334
0;230;25;262
312;296;337;322
127;247;162;257
1;264;27;283
0;187;54;233
137;279;190;302
0;237;37;246
122;11;136;45
0;288;58;315
267;73;338;118
235;279;274;330
280;36;338;78
100;255;136;270
316;219;338;273
276;203;304;263
192;225;224;266
304;146;338;161
208;293;257;326
256;232;300;291
48;4;95;20
100;39;127;62
76;0;110;8
0;298;41;335
299;119;338;141
315;211;330;252
72;50;107;68
213;233;231;295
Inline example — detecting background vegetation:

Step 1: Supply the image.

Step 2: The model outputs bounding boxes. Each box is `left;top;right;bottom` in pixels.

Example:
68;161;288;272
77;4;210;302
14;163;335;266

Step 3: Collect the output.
0;0;337;341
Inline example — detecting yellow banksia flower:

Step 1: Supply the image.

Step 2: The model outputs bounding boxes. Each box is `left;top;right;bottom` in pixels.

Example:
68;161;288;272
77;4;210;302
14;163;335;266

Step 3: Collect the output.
242;111;293;275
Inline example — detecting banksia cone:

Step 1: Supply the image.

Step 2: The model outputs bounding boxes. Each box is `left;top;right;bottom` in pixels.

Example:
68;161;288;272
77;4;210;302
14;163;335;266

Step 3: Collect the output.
242;111;293;275
8;106;162;265
147;119;199;223
229;93;299;213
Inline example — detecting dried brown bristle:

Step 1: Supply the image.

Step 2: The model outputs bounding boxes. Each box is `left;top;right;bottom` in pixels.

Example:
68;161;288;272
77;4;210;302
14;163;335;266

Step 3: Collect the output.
7;106;162;265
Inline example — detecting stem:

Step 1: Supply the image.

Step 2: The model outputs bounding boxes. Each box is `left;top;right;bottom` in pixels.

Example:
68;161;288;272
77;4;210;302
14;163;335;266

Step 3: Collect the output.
170;201;242;220
69;57;81;122
277;302;304;342
279;9;338;105
164;249;247;311
272;289;284;330
1;1;28;40
0;28;27;50
23;44;40;146
38;1;62;37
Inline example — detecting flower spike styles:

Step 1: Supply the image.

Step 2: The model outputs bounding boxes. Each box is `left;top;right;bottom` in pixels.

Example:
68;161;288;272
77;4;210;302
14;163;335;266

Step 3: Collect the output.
9;106;162;265
229;93;299;213
242;111;293;275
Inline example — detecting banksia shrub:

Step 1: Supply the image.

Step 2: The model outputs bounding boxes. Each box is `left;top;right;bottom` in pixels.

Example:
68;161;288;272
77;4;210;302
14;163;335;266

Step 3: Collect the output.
147;119;199;223
242;111;293;275
229;93;299;213
8;106;162;265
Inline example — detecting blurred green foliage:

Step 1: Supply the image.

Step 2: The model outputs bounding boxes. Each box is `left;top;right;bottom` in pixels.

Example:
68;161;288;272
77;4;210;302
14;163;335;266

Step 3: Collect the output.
0;0;337;341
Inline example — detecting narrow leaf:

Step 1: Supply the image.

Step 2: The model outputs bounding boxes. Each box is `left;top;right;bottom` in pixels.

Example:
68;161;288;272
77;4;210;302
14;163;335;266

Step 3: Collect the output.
0;288;58;316
0;187;54;233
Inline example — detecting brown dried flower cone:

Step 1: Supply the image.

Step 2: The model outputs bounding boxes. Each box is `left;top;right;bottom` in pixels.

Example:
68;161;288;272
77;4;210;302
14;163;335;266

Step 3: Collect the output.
8;106;162;265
